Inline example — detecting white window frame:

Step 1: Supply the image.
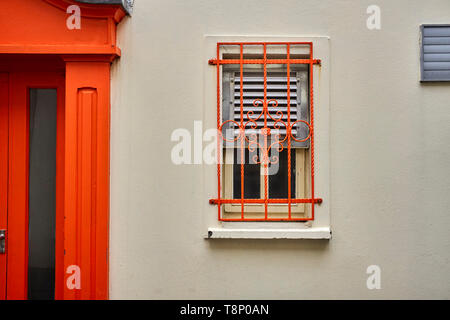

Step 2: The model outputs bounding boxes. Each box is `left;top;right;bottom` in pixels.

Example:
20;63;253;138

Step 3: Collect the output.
202;35;331;239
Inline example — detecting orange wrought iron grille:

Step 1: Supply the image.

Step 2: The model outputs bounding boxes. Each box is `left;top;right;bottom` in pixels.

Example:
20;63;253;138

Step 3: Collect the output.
209;42;322;221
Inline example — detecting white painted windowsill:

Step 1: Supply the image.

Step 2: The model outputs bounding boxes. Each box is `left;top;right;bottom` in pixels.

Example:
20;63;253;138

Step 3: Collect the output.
206;227;331;240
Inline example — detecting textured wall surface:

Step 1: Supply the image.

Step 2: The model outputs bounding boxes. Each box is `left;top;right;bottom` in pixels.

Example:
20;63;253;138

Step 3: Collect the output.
109;0;450;299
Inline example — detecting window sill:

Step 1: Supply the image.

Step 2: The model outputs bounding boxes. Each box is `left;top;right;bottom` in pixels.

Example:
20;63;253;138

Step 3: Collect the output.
206;227;331;240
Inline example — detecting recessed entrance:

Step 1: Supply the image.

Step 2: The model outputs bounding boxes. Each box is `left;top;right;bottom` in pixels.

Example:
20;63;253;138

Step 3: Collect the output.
0;0;127;300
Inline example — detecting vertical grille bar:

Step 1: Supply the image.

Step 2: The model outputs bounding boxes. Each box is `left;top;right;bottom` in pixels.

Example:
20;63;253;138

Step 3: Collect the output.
239;44;245;219
287;44;292;218
216;43;221;221
263;43;268;219
309;43;315;220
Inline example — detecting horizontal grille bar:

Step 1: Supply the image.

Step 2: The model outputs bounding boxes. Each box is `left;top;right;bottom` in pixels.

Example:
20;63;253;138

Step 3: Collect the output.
209;58;321;65
210;198;322;204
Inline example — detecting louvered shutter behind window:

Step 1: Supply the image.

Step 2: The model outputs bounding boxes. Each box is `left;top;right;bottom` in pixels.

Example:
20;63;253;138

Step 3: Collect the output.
421;25;450;82
222;70;309;148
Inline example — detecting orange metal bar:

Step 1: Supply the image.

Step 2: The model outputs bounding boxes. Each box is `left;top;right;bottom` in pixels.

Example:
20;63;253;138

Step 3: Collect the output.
210;198;323;204
217;42;314;46
263;44;268;219
209;59;321;65
221;218;313;222
310;52;315;220
287;44;292;219
239;44;245;219
216;43;222;221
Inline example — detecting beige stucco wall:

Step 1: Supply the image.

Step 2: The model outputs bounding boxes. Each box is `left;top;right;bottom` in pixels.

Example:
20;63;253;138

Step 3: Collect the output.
109;0;450;299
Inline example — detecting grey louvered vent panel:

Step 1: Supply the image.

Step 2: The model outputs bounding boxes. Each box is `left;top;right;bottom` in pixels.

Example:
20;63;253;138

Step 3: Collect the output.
421;25;450;81
233;72;298;136
222;70;310;148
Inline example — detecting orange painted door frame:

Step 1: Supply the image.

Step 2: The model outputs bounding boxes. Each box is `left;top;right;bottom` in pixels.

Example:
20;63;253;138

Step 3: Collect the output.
0;0;127;300
0;57;112;301
63;56;111;300
0;73;8;300
3;71;65;300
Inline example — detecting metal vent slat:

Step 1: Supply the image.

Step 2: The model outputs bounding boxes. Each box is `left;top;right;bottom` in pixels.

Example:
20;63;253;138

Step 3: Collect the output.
423;37;450;45
423;62;450;70
234;77;297;83
423;53;450;62
235;84;298;90
423;45;450;53
233;107;298;112
234;92;297;98
233;114;298;121
234;99;297;105
422;70;450;78
423;26;450;37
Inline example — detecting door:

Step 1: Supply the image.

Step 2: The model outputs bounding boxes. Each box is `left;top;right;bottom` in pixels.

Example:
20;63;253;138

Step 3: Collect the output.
0;71;65;300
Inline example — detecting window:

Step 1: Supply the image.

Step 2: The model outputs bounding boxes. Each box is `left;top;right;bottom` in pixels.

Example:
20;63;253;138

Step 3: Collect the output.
223;148;306;219
421;24;450;82
209;42;322;222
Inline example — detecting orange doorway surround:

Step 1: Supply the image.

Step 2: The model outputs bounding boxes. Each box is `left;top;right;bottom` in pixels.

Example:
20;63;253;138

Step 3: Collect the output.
0;0;128;300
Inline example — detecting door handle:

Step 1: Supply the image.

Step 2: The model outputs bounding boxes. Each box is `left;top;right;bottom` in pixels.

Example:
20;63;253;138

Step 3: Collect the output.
0;230;5;254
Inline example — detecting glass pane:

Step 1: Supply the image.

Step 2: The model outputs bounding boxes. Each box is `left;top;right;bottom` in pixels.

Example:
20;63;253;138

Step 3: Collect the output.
28;89;57;300
233;148;260;199
269;149;296;199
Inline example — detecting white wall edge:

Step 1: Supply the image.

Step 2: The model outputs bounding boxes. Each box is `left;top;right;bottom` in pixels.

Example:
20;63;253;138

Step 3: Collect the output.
206;227;331;240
